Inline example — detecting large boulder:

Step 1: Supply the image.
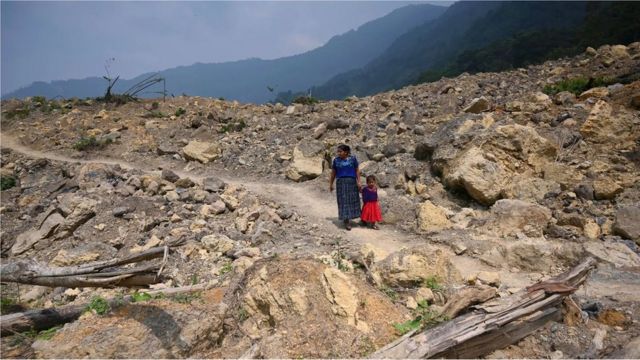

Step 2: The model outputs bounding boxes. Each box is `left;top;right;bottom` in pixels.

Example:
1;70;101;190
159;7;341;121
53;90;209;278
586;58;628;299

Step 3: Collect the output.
584;240;640;267
201;234;235;253
416;201;452;232
182;140;222;164
11;208;65;255
485;199;552;237
443;146;510;205
418;114;490;172
542;162;585;190
441;124;556;205
463;97;490;113
76;163;119;190
372;245;462;287
580;100;635;147
286;140;325;182
503;175;561;202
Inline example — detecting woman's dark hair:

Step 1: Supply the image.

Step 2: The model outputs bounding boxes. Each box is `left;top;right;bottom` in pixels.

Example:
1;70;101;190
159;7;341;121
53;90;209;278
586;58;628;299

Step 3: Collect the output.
366;175;377;183
337;144;351;154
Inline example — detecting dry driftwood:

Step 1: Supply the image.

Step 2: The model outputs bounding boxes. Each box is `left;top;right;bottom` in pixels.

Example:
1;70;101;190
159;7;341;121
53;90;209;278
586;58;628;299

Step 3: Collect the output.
0;246;168;288
0;283;209;336
441;285;497;319
371;257;597;359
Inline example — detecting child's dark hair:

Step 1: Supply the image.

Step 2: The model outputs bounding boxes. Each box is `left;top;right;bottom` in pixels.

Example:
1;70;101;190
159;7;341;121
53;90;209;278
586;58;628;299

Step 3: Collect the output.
366;175;377;183
337;144;351;154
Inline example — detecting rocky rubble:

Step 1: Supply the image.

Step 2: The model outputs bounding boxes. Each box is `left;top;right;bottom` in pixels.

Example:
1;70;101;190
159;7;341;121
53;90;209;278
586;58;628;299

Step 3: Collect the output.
1;42;639;358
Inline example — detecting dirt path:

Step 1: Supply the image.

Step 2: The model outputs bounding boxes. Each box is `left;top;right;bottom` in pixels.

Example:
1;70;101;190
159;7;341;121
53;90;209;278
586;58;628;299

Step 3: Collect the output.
4;133;639;298
0;133;417;254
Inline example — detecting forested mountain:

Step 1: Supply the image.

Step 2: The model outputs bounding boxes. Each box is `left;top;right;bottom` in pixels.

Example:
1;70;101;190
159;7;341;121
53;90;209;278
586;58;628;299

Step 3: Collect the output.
3;4;447;103
308;1;640;101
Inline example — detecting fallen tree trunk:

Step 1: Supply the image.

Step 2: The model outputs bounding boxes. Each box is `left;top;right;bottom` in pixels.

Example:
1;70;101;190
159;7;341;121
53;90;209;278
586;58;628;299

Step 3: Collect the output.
371;257;597;359
0;283;209;336
0;246;167;288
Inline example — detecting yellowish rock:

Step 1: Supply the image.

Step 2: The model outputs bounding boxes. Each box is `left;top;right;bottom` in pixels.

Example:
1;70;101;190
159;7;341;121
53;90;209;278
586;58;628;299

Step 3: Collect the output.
593;179;623;200
583;220;601;239
417;201;452;232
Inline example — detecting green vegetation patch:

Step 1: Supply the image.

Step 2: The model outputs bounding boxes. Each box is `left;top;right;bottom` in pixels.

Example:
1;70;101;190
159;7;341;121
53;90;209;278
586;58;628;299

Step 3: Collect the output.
3;107;31;120
1;176;17;191
170;292;202;304
219;262;233;275
141;110;167;118
131;291;154;303
542;77;613;96
292;95;319;105
218;120;247;133
422;276;443;292
72;136;113;151
86;296;110;315
36;326;62;340
392;300;448;335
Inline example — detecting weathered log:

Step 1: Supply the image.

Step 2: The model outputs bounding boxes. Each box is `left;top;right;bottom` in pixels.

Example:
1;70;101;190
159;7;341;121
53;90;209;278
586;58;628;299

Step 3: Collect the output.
0;247;167;288
0;283;209;336
371;257;597;359
441;285;497;319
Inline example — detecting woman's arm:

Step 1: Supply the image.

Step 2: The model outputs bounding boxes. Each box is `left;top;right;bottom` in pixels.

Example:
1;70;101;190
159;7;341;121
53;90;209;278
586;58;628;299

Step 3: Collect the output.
355;166;361;190
329;169;336;192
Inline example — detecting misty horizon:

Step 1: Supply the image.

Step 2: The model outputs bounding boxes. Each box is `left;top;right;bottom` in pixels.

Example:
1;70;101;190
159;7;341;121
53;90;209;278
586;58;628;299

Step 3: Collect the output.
1;1;445;95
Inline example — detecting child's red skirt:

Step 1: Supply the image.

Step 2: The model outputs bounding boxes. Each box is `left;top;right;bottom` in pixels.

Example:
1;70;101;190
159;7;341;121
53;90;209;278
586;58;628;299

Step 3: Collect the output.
361;201;382;222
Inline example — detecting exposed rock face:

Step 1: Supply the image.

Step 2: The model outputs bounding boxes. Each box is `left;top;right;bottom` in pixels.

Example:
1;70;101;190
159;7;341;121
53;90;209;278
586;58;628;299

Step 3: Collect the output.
463;97;491;113
182;140;221;163
201;234;235;253
51;242;116;266
443;146;509;205
439;123;556;205
584;240;640;268
11;195;98;255
485;199;552;237
372;245;462;287
580;100;636;147
236;258;407;358
33;295;228;358
613;206;640;243
286;140;325;182
11;209;65;255
503;175;560;202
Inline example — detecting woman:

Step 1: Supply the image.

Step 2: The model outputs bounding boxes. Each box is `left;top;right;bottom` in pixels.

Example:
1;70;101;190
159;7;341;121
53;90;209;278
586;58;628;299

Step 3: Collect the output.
329;144;361;230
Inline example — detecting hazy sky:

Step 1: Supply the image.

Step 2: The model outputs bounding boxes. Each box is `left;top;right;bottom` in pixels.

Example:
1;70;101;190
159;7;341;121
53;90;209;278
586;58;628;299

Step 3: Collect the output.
1;1;436;95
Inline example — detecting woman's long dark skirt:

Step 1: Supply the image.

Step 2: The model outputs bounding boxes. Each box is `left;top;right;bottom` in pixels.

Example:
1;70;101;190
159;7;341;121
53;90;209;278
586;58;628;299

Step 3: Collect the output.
336;177;361;220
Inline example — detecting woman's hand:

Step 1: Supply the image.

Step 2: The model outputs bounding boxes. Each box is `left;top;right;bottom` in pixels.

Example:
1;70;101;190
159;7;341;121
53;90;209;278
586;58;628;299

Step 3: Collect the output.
329;183;334;192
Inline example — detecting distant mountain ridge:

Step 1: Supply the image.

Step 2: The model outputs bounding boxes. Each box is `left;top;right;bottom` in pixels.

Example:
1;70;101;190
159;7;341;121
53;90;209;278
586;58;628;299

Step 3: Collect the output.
308;1;640;100
2;4;447;103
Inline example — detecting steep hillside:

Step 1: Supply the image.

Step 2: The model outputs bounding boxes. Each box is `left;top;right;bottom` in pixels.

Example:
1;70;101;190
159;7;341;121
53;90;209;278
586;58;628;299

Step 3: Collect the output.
310;1;639;100
1;43;639;358
2;4;446;103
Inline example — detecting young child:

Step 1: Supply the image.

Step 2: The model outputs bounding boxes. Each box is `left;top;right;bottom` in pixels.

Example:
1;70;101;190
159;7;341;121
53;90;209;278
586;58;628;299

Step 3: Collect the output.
361;175;382;230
